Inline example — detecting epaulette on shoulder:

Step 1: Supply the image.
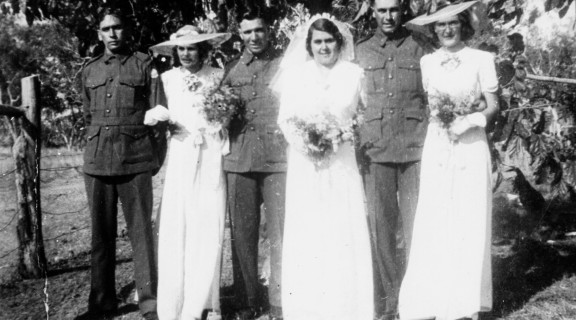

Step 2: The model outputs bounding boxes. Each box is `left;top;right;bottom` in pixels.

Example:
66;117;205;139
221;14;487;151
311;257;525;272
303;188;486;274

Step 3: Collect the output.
355;32;375;46
412;31;438;54
82;54;102;70
134;51;151;62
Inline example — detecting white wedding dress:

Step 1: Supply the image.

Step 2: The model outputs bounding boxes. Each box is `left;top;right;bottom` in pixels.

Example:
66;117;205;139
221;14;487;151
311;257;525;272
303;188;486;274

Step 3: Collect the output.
157;66;226;320
278;60;374;320
399;47;498;320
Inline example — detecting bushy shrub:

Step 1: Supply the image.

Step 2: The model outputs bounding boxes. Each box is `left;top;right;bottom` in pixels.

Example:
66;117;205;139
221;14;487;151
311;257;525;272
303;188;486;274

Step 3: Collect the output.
0;16;86;149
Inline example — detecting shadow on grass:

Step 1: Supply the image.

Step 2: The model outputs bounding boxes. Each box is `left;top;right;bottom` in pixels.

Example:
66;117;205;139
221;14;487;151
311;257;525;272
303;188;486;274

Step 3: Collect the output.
491;239;576;318
47;257;133;277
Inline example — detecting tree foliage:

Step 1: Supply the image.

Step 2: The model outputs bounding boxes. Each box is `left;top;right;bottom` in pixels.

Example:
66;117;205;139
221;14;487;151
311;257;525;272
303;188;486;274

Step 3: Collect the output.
0;16;85;148
2;0;576;205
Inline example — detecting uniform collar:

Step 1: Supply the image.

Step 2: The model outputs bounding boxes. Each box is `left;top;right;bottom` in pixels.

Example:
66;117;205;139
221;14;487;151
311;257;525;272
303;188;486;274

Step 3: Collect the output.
103;51;132;64
375;27;410;48
240;45;276;66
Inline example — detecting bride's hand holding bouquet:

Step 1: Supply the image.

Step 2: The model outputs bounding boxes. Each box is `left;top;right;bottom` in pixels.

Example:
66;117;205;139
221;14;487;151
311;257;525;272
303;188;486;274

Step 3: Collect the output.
285;111;357;169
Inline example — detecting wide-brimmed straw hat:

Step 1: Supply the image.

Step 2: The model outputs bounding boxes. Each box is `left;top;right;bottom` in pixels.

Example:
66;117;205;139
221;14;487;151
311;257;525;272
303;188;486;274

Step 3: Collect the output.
150;24;231;56
407;0;478;26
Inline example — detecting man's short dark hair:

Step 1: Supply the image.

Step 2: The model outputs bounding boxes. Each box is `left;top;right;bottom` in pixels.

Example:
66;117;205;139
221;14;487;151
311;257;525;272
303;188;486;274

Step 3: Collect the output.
369;0;414;21
97;6;132;29
235;4;273;25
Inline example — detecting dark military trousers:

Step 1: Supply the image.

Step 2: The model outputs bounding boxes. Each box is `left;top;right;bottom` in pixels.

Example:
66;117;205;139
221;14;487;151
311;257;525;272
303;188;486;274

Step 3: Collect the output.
227;172;286;317
363;161;420;319
84;171;157;315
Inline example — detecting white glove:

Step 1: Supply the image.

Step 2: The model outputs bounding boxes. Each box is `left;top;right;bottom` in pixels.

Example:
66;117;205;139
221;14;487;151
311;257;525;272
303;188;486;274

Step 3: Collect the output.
144;105;171;126
449;112;486;140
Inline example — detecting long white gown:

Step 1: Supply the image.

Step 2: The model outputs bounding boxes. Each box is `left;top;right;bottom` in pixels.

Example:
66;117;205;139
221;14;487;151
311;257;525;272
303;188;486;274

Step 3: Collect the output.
398;47;498;320
278;60;374;320
157;66;226;320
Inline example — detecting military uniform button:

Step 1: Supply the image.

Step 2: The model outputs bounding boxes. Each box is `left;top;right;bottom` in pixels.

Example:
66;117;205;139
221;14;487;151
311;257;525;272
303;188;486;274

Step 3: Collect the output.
388;74;393;79
388;56;393;61
106;109;111;113
389;110;394;114
250;109;256;114
252;92;257;96
106;93;112;98
105;126;110;130
253;74;257;79
388;92;393;97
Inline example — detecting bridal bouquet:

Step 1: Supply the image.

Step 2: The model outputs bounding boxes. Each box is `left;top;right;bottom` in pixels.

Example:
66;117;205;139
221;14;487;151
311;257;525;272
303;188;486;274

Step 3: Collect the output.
200;85;244;128
286;112;356;169
429;92;486;129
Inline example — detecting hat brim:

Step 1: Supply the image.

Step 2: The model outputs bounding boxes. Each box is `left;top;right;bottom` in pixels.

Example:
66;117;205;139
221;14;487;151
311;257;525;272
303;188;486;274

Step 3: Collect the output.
150;32;231;56
407;1;478;26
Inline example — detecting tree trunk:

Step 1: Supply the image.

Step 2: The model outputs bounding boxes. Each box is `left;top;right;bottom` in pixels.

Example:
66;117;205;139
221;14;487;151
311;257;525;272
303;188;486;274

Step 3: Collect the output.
13;75;47;279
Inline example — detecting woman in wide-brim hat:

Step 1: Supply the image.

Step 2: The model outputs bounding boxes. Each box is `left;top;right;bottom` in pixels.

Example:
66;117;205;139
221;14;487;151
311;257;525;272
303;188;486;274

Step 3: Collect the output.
145;24;229;320
398;1;499;320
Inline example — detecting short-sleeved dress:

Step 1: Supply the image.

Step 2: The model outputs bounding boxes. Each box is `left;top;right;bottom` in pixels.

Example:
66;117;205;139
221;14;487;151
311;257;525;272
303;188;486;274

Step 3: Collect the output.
398;47;498;320
157;66;226;320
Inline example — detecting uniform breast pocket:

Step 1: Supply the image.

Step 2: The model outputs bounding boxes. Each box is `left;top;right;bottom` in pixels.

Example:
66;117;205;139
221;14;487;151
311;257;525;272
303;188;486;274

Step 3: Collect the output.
119;127;154;164
86;77;107;111
119;75;146;106
397;60;422;92
230;77;253;99
359;62;386;93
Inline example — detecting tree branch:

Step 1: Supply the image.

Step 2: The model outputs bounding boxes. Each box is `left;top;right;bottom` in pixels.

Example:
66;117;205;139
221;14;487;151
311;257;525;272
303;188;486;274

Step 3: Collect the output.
527;74;576;85
0;104;26;117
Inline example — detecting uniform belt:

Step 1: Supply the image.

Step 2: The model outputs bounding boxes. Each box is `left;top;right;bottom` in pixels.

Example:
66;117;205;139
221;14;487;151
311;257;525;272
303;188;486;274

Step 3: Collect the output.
90;117;144;126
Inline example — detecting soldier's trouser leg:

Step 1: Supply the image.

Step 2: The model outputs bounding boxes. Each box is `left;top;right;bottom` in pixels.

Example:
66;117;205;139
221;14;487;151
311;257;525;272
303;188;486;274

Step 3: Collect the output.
261;172;286;318
227;172;262;309
364;161;420;319
117;171;157;315
85;174;119;313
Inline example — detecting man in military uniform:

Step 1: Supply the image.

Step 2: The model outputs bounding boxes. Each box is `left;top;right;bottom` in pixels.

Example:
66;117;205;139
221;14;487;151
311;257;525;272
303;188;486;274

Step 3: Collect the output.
355;0;433;319
77;7;165;320
222;6;287;320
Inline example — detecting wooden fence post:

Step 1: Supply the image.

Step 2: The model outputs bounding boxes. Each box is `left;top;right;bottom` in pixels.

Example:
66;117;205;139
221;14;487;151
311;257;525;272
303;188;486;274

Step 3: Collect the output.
13;75;47;278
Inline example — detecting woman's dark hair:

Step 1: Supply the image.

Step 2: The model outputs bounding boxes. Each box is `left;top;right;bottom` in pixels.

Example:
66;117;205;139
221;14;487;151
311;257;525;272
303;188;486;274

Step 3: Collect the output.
171;41;212;67
429;10;475;44
305;18;344;57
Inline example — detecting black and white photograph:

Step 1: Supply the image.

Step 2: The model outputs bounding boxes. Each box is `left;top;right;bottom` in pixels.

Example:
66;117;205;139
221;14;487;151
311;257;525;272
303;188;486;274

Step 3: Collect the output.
1;0;576;319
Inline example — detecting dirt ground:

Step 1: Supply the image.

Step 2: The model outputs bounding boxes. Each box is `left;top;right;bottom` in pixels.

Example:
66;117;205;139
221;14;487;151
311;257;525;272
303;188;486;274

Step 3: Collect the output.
1;148;576;320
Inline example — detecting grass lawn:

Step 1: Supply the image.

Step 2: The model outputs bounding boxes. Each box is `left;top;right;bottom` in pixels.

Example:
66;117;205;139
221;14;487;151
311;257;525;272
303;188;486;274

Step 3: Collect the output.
1;147;576;319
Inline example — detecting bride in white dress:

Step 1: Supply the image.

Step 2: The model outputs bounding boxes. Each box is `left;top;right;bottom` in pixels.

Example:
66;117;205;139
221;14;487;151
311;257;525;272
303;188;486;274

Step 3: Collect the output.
398;2;499;320
146;25;230;320
275;16;374;320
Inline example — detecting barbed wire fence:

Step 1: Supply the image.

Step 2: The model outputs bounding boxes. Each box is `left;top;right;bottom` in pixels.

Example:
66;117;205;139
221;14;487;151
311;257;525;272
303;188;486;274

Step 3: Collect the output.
0;152;90;266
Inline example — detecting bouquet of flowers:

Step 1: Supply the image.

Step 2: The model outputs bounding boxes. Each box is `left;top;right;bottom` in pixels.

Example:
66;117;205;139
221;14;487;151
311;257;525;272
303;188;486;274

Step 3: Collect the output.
286;112;356;169
429;92;486;129
200;85;244;128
